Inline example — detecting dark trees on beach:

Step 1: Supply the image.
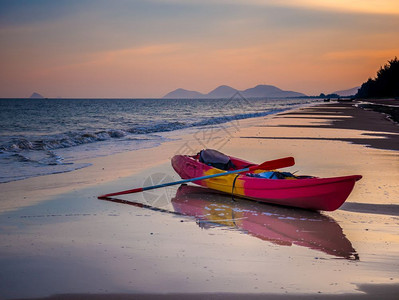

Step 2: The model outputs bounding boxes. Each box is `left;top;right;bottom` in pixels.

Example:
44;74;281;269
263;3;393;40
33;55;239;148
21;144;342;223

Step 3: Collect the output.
356;57;399;98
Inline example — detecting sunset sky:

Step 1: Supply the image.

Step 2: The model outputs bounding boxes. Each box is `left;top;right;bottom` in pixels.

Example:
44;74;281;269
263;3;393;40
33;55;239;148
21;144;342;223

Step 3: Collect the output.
1;0;398;98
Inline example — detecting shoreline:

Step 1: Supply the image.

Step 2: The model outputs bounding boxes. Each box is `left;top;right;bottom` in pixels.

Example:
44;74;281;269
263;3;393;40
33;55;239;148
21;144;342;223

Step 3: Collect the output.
1;100;399;299
0;98;316;185
2;98;397;191
356;99;399;124
0;101;319;213
266;102;399;151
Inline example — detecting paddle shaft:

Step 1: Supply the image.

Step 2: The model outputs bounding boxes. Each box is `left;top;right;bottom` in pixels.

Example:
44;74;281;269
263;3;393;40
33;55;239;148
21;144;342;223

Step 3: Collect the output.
98;156;294;199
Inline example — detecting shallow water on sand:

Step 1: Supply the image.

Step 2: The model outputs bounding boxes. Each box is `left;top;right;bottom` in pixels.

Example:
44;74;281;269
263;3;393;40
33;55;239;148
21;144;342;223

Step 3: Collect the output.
0;162;398;299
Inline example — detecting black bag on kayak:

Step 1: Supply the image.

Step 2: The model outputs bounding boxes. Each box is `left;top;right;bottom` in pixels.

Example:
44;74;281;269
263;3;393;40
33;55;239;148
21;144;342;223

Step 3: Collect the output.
199;149;235;170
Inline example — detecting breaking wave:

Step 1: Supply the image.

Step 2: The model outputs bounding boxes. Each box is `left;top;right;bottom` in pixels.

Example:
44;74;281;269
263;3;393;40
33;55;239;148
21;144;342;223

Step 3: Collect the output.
0;130;129;152
0;110;280;152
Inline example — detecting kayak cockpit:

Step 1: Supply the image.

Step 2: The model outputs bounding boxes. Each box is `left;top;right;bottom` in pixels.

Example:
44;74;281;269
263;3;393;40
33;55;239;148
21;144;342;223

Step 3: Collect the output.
192;149;313;180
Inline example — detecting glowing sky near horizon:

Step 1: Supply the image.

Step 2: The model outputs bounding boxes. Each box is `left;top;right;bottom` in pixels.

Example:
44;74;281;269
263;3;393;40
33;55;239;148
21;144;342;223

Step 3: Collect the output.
0;0;398;98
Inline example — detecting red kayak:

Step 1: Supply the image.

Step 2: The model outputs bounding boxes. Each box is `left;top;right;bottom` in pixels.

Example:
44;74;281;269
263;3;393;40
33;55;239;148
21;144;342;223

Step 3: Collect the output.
171;149;362;211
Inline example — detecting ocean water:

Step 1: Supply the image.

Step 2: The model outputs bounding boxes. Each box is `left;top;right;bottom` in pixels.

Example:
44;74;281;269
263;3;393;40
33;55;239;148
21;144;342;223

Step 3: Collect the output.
0;97;316;183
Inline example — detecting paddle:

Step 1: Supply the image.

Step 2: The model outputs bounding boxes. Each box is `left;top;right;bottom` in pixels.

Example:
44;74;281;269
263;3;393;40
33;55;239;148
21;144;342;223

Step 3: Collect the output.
98;156;295;199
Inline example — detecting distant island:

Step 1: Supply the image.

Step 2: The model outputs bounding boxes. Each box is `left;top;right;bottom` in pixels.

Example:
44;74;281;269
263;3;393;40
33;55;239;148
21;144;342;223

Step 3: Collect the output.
318;86;360;99
332;87;360;97
30;92;44;99
163;84;307;99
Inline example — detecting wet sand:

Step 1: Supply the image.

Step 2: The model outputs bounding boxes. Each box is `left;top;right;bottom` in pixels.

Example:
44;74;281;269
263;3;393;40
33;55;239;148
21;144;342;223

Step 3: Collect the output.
15;283;399;300
1;101;398;299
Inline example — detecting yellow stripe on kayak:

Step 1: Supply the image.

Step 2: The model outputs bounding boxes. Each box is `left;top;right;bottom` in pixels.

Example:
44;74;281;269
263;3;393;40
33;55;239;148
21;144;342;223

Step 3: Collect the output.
202;168;246;197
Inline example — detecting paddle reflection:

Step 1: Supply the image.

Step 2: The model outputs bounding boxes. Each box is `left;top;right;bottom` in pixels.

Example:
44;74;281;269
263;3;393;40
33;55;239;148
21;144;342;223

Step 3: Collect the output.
172;185;358;260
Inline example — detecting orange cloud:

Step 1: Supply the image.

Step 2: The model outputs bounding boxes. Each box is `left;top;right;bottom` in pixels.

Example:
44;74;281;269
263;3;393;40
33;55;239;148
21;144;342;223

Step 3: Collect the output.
292;0;399;15
218;0;399;15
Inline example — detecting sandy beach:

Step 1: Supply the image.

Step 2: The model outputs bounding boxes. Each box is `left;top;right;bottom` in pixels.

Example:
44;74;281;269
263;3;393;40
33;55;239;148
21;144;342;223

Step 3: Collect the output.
1;101;398;299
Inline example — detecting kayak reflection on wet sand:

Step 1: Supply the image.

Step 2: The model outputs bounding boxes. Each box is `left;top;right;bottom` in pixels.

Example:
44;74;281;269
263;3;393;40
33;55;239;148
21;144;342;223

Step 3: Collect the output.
100;184;358;260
